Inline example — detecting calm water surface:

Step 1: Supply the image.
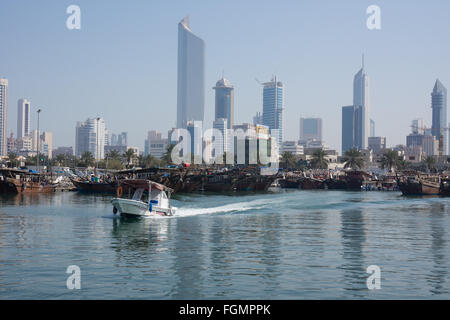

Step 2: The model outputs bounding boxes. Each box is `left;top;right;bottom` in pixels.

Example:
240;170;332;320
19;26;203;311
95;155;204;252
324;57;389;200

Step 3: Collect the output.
0;189;449;299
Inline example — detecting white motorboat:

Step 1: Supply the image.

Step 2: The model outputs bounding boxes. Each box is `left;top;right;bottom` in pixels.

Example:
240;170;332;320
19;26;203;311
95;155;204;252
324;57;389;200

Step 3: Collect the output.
111;179;176;217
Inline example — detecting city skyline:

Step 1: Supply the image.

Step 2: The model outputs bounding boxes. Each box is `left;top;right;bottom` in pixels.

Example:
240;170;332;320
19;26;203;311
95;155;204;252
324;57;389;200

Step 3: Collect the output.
1;1;450;152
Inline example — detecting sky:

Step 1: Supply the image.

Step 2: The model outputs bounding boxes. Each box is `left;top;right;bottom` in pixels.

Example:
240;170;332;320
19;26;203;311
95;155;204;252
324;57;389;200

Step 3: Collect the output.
1;0;450;153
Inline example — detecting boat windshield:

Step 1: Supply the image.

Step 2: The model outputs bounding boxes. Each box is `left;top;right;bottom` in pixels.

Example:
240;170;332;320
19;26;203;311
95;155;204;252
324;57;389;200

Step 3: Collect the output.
132;188;149;202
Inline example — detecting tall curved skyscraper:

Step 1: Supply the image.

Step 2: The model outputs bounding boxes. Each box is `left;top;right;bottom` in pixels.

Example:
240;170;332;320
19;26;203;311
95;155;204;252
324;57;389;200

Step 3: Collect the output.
431;79;447;155
353;57;370;149
0;78;8;156
177;16;205;129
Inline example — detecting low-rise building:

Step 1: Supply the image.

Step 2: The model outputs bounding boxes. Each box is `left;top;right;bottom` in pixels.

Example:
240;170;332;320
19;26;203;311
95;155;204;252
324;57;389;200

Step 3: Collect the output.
280;141;304;156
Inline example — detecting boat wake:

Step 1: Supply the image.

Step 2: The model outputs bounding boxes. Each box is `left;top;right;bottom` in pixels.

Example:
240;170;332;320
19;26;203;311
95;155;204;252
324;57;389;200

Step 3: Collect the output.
149;198;269;219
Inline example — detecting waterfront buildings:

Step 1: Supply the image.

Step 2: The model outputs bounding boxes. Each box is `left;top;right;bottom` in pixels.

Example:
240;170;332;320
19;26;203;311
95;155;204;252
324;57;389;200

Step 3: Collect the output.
0;78;8;156
262;77;284;146
353;58;370;149
411;118;425;135
53;146;73;157
145;130;169;159
431;79;447;155
213;78;234;129
7;133;15;153
16;136;32;154
231;123;273;165
299;117;322;144
117;132;127;146
177;16;205;129
368;136;386;153
280;141;304;156
406;119;438;157
109;132;127;146
212;118;229;158
186;120;203;162
75;118;106;159
17;99;31;139
41;132;53;159
253;112;262;126
341;105;363;154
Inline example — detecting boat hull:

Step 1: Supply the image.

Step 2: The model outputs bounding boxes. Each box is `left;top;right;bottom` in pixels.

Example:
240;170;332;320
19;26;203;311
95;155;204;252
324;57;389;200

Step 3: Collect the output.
71;178;117;193
398;180;440;196
111;198;175;217
0;178;55;194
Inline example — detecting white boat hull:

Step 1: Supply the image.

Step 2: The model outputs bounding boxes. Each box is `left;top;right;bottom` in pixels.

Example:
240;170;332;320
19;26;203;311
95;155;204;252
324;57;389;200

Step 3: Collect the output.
111;198;176;217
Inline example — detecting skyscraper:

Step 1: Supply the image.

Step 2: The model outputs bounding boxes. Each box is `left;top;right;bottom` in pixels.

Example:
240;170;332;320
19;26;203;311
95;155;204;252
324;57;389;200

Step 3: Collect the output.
341;105;363;154
75;118;106;159
262;76;283;145
41;132;53;159
299;117;322;142
17;99;31;139
353;57;370;149
0;78;8;156
253;112;262;126
213;118;229;158
118;132;128;146
370;119;375;137
213;78;234;129
431;79;447;155
177;16;205;129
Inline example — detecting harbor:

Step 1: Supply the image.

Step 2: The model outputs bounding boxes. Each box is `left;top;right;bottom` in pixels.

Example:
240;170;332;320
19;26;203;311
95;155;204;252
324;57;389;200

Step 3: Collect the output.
0;188;449;299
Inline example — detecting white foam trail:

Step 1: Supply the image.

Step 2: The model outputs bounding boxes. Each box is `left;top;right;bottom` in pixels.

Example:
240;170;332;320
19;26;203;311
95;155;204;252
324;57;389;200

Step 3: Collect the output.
145;197;280;220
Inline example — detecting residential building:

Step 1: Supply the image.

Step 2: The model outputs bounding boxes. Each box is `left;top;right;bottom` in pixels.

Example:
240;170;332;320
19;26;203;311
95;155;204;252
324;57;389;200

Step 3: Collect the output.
299;117;322;143
75;118;106;159
41;132;53;159
145;130;168;159
53;146;73;157
212;118;229;158
281;141;304;156
17;99;31;139
368;136;386;153
262;76;283;146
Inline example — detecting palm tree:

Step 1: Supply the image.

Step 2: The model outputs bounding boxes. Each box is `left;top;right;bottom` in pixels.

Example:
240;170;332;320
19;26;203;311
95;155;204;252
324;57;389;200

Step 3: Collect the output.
281;152;297;169
8;152;18;168
123;149;136;168
396;159;411;171
343;148;365;170
161;144;175;165
310;149;329;169
79;152;95;167
106;149;121;160
423;156;436;172
380;149;399;171
55;154;66;166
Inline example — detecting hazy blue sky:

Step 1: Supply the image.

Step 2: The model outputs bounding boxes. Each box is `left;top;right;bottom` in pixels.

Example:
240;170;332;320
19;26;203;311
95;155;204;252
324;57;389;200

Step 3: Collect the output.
1;0;450;152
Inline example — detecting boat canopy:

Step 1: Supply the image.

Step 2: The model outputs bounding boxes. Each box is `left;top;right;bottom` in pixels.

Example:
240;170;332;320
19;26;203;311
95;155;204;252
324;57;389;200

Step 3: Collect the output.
119;179;173;192
0;168;41;176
